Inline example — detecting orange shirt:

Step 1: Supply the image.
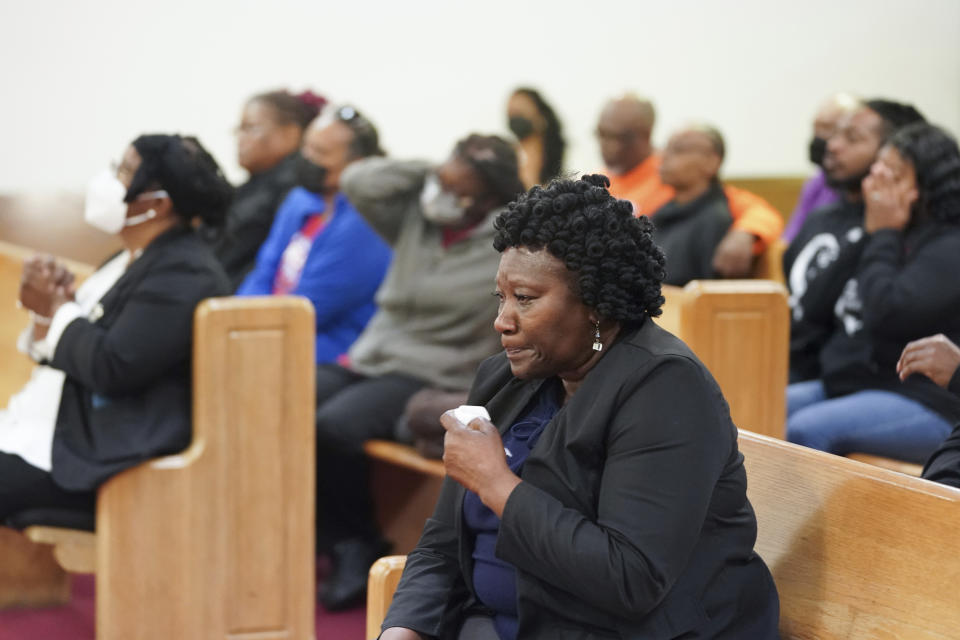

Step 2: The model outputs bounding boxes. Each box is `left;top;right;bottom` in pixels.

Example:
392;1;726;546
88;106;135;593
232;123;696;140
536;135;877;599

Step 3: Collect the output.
604;154;783;254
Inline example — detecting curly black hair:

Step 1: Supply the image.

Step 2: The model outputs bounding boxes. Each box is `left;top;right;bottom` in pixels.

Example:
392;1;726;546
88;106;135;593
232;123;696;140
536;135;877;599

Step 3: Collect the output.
493;174;666;321
512;87;566;184
129;134;234;228
887;122;960;224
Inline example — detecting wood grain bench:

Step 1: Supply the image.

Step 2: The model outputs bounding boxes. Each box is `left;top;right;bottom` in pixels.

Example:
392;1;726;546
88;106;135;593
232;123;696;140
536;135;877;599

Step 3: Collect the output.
366;430;960;639
0;296;317;640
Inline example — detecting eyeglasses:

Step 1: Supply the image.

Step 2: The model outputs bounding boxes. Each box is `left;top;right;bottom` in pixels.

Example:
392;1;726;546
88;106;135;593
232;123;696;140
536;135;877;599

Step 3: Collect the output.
109;161;169;200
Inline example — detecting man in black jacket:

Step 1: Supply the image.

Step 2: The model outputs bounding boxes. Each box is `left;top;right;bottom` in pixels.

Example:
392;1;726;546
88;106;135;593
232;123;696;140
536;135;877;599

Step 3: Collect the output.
651;124;732;286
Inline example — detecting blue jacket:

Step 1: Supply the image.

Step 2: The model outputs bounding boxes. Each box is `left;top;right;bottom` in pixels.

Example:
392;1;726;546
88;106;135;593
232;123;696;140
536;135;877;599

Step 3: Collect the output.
237;187;391;363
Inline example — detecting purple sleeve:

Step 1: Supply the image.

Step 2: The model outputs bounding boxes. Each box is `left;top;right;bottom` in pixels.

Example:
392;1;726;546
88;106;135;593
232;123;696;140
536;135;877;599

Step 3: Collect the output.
783;173;839;242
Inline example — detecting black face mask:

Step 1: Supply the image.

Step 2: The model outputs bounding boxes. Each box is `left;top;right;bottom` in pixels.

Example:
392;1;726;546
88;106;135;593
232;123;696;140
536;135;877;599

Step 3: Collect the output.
296;155;329;195
808;136;828;167
508;116;536;140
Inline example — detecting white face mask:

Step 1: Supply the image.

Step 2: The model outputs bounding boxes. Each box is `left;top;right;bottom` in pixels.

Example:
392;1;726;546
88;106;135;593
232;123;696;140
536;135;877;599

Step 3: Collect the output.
84;168;167;234
420;173;470;226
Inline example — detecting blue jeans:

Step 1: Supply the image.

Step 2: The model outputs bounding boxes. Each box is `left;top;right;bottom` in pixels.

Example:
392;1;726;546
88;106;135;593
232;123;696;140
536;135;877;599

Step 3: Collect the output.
786;380;953;463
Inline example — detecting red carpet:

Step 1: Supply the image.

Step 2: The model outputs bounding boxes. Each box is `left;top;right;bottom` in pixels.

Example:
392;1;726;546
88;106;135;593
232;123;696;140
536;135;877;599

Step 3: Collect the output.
0;560;367;639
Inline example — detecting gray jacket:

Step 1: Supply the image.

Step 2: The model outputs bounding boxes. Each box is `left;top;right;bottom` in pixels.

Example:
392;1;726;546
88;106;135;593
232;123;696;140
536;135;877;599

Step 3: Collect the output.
340;157;502;390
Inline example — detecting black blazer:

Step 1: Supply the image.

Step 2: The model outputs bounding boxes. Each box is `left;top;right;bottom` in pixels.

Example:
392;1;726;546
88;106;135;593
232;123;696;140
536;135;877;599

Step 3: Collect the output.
383;320;780;639
49;228;230;491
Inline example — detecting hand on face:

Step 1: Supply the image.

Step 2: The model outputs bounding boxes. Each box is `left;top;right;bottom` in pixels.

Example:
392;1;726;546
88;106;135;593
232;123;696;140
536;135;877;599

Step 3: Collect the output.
20;255;75;317
863;153;917;234
897;334;960;388
440;410;520;516
711;229;756;278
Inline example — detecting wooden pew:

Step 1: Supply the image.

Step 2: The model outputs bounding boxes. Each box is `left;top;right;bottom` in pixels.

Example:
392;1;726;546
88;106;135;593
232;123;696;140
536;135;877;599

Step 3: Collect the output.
365;280;789;555
740;430;960;638
726;175;806;221
1;296;317;640
366;430;960;639
658;280;789;439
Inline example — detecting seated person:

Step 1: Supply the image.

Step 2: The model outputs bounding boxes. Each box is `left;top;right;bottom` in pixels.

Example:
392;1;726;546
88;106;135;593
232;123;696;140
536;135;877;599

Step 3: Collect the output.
897;334;960;488
596;94;783;278
786;122;960;464
782;92;859;241
237;106;391;364
784;99;926;383
505;87;565;188
651;123;732;286
207;89;327;288
315;134;525;610
380;175;780;640
0;134;232;522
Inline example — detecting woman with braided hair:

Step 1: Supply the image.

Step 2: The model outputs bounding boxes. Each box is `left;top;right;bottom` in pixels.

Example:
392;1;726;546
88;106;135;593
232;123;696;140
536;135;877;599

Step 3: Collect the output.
380;174;779;639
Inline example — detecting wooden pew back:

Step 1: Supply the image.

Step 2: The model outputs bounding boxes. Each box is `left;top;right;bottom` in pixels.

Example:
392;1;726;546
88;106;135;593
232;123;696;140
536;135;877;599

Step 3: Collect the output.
726;175;805;220
90;296;316;639
368;433;960;639
659;280;789;438
740;430;960;639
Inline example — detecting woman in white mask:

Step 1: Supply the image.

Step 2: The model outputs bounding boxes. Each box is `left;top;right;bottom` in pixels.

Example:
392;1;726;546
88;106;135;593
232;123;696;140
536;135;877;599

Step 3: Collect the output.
0;134;232;529
308;134;524;611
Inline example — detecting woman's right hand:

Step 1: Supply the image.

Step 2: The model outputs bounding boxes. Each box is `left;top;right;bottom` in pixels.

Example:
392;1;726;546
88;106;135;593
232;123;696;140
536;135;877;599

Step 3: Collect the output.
380;627;425;640
897;334;960;387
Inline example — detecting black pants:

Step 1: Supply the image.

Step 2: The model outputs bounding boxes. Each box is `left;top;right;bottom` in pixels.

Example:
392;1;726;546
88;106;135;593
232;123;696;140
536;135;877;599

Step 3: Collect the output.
923;422;960;489
0;452;96;523
315;364;427;552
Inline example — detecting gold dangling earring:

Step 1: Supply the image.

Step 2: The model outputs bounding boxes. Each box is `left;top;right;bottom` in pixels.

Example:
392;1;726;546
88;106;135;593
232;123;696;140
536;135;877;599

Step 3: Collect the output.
592;320;603;352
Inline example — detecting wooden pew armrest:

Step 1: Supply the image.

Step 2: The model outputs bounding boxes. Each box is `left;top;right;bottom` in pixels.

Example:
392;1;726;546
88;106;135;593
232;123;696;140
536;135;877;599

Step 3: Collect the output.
366;555;408;640
364;440;445;478
23;526;96;573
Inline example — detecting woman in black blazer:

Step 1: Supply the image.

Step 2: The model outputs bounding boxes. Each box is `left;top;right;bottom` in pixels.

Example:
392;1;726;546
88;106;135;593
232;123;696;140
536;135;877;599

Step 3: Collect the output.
0;134;232;521
381;175;780;639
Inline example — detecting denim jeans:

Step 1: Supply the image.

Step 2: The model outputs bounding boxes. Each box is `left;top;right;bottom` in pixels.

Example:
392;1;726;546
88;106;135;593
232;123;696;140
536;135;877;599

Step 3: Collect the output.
786;380;953;463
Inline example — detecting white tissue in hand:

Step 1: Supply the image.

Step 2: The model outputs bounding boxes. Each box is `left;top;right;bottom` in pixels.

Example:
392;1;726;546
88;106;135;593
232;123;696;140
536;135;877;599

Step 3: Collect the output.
453;405;490;425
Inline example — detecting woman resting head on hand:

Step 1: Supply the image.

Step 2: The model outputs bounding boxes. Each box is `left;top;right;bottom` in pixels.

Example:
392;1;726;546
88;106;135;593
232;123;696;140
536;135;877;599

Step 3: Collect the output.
382;174;780;640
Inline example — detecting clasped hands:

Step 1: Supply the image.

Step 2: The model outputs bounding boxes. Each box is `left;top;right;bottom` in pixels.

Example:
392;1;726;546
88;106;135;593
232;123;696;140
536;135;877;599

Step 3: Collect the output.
19;255;75;319
440;410;521;518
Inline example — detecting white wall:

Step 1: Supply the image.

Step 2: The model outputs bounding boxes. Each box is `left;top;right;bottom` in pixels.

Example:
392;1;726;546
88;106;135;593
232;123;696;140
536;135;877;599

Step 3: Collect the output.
1;0;958;191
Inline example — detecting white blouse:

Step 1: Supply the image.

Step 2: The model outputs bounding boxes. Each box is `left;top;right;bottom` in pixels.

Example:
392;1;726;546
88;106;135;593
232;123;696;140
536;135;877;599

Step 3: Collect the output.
0;251;131;471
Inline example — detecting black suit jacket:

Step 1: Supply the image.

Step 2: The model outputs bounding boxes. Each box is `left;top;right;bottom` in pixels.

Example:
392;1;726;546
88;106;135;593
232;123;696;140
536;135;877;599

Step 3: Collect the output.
50;228;230;491
383;320;780;639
